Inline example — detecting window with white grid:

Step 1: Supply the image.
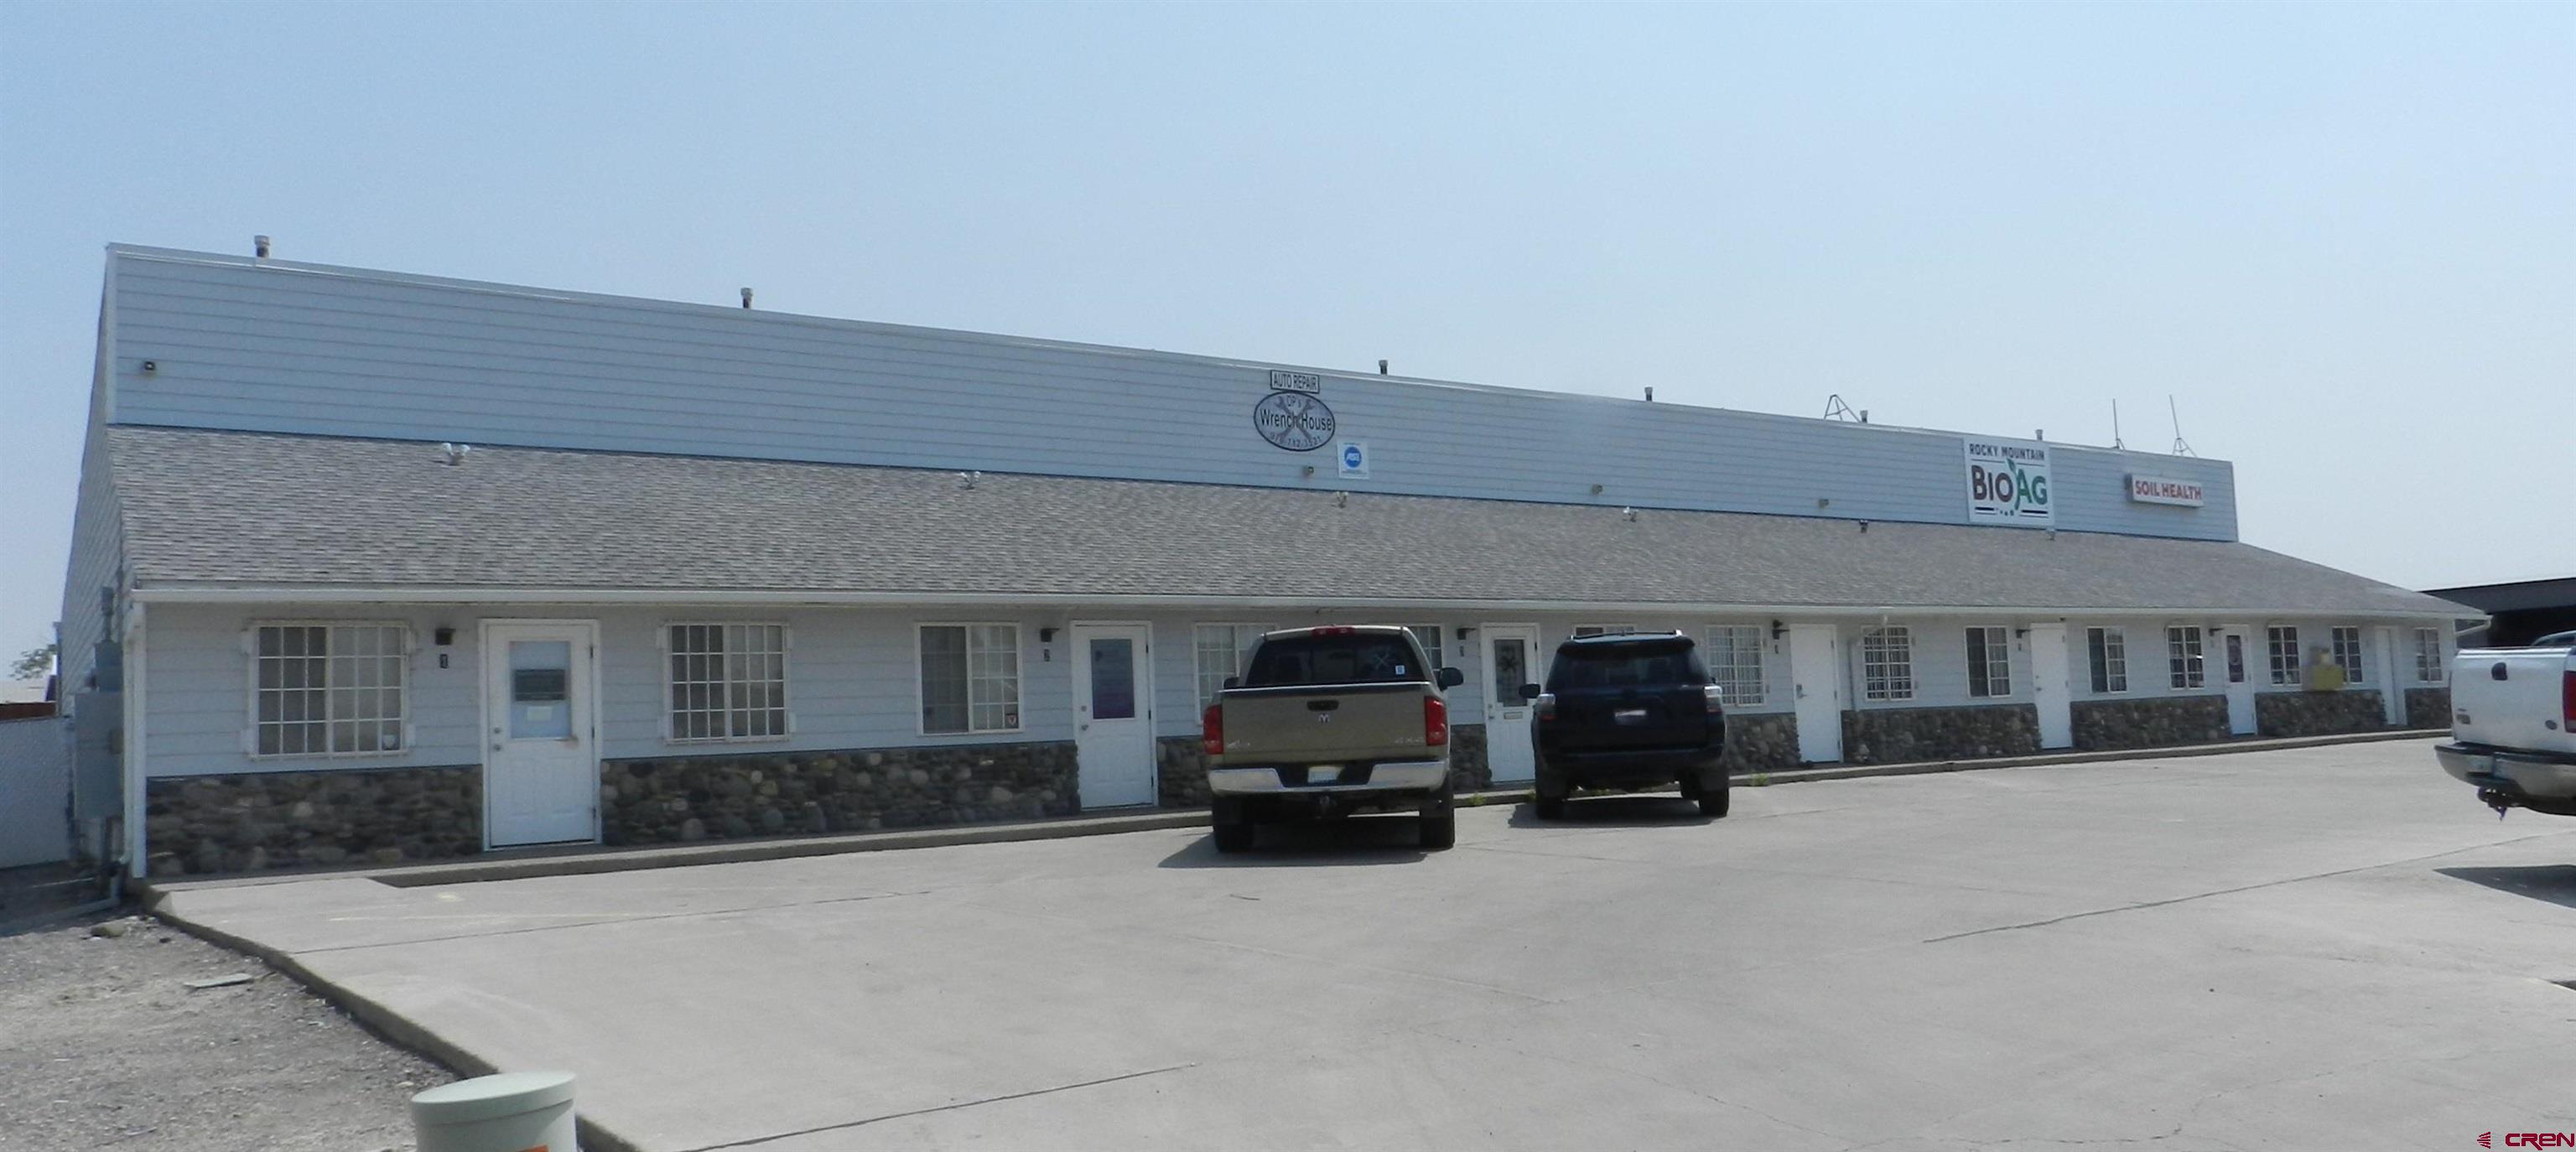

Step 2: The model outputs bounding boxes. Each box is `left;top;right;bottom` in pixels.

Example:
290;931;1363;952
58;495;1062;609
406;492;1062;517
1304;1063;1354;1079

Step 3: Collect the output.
1405;625;1446;672
2413;628;2444;682
1706;625;1766;706
2267;626;2302;686
252;623;408;757
1193;624;1270;708
2330;626;2366;683
1861;625;1914;702
922;624;1021;734
2167;626;2205;689
667;624;788;740
1964;626;2012;698
2087;627;2128;693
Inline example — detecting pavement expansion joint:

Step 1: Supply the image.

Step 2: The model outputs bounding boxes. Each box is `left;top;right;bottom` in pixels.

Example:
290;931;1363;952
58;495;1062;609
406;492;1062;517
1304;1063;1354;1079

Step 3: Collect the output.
664;1062;1201;1151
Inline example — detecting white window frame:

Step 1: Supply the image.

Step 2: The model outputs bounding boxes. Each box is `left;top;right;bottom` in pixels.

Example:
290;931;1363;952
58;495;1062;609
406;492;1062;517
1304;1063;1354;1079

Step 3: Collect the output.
917;623;1023;736
2167;625;2205;690
2087;626;2129;694
246;621;413;759
2330;626;2366;683
662;622;792;743
2267;625;2303;687
1192;623;1271;708
1705;624;1767;708
1965;626;2012;698
1405;625;1446;672
2412;627;2444;682
1861;625;1914;702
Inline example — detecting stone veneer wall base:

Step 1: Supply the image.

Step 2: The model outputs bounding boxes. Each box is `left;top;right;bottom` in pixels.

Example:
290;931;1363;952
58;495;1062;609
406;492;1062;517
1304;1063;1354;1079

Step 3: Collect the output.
1841;705;2041;765
2070;696;2231;751
2404;687;2453;732
2255;691;2391;739
602;742;1079;846
145;765;481;876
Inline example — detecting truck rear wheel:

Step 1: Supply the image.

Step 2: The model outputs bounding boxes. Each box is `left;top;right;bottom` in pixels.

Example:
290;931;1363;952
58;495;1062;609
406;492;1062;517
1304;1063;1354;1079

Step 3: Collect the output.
1420;807;1456;850
1212;798;1255;854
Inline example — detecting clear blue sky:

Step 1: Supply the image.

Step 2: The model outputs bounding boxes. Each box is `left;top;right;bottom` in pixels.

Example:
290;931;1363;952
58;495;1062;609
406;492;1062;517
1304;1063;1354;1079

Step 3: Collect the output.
3;2;2569;659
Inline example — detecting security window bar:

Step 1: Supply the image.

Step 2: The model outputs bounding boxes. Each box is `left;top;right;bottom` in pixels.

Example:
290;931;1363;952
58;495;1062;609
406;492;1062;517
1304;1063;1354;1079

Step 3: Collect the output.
667;624;788;740
2087;627;2128;694
2267;626;2302;686
2167;626;2205;689
922;624;1021;734
2330;626;2366;683
1706;625;1766;707
1965;626;2012;698
253;623;408;757
1193;623;1270;708
2413;628;2444;682
1861;626;1914;702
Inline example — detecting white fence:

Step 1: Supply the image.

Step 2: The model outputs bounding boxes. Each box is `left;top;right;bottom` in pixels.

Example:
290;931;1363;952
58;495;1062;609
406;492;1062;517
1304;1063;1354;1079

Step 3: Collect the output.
0;716;71;868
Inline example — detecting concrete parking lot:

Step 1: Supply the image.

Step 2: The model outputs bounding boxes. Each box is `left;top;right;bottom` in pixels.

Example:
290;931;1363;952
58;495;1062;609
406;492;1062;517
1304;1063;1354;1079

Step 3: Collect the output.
157;739;2575;1151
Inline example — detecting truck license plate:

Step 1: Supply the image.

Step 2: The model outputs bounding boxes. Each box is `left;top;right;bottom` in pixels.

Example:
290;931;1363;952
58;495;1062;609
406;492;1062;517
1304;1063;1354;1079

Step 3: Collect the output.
1614;708;1648;724
1308;765;1341;784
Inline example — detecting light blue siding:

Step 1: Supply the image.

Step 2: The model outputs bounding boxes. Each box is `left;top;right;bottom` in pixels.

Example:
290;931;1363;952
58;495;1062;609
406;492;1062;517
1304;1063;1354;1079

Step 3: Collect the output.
105;246;2238;541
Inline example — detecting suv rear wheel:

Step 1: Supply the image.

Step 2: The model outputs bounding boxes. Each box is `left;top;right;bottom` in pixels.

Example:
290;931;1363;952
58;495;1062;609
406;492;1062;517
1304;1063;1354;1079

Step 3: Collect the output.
1697;781;1731;818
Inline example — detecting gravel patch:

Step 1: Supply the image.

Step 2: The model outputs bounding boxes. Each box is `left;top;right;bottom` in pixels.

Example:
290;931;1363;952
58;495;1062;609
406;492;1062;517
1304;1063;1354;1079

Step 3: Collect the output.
0;910;453;1152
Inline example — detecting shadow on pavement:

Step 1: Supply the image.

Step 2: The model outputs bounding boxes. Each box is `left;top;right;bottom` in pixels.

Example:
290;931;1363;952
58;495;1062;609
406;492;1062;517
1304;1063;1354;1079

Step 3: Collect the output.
2435;864;2576;911
1159;815;1431;868
1506;794;1711;828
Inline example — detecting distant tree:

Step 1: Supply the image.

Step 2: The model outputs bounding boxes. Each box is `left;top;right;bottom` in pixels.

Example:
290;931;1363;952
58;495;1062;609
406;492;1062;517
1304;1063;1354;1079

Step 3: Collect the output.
12;642;57;680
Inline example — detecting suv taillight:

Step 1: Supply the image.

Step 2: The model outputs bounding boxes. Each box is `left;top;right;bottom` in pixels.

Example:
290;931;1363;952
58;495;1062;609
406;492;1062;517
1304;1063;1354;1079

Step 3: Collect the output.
2564;670;2575;729
1424;696;1449;746
1703;684;1725;715
1202;703;1224;757
1535;692;1556;722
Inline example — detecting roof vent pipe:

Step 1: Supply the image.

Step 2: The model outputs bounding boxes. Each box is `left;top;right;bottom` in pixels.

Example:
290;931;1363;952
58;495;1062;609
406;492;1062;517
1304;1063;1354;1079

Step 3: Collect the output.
1377;360;1389;376
740;288;754;309
1644;387;1654;402
253;235;271;258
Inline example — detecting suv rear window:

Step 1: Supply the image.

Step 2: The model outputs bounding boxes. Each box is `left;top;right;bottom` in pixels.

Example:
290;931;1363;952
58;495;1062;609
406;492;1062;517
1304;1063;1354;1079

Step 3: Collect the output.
1548;640;1708;690
1242;633;1427;688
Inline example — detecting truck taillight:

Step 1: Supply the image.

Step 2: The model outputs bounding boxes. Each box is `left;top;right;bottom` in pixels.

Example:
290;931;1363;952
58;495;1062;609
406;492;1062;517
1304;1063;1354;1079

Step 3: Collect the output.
1424;696;1449;746
1202;703;1224;757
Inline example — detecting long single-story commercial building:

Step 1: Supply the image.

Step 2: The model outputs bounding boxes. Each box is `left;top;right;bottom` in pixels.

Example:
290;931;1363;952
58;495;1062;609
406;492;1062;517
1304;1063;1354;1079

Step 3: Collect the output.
50;244;2473;876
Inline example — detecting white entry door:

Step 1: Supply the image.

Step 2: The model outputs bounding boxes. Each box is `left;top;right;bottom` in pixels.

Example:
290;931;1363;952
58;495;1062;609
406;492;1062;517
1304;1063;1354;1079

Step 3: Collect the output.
1481;624;1540;784
483;621;599;848
1072;622;1156;809
2219;627;2258;735
2028;623;2074;750
2375;626;2405;725
1788;624;1844;762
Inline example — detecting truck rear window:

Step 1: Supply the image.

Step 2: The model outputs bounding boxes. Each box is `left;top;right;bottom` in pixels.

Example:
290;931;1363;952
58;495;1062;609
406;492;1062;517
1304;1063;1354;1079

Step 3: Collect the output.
1241;634;1426;688
1549;641;1708;690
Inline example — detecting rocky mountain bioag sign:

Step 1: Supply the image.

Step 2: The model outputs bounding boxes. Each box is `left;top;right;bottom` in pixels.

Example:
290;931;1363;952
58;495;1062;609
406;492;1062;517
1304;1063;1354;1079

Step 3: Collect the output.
1964;438;2053;526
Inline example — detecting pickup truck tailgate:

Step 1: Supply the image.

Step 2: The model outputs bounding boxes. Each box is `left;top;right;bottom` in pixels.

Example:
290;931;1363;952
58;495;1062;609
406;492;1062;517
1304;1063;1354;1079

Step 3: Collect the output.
1218;683;1430;765
2450;646;2576;755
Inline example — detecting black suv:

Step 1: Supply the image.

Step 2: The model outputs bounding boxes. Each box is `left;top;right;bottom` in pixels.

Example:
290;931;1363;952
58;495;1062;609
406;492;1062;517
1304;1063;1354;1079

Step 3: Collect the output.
1519;631;1729;819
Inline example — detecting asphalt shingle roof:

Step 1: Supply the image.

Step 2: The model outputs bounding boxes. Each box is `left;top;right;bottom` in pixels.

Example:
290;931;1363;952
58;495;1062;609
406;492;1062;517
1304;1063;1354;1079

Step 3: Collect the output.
108;427;2469;615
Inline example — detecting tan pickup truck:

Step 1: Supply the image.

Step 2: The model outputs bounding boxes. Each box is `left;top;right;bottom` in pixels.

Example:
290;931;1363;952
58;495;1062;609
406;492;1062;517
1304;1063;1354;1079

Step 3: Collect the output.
1200;625;1466;853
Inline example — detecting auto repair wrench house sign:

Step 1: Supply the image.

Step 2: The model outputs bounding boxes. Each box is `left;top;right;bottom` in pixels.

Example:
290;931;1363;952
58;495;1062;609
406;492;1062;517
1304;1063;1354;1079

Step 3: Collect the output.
1254;370;1337;451
1964;438;2054;526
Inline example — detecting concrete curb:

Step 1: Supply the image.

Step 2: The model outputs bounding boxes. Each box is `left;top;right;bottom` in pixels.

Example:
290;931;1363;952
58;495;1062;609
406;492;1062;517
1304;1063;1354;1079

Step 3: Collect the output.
138;728;2443;897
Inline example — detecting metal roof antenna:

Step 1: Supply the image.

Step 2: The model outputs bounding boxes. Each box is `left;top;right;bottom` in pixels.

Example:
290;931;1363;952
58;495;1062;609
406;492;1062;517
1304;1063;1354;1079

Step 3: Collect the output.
1824;394;1862;423
2168;395;2197;457
253;235;271;259
740;288;755;310
2112;399;2126;450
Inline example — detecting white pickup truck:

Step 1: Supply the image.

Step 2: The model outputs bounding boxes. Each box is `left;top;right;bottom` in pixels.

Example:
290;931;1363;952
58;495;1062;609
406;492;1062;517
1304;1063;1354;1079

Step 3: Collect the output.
2435;644;2576;818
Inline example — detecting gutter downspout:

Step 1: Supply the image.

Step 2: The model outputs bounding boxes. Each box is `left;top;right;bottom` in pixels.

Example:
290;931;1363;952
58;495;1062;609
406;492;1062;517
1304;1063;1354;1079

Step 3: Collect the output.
121;602;146;880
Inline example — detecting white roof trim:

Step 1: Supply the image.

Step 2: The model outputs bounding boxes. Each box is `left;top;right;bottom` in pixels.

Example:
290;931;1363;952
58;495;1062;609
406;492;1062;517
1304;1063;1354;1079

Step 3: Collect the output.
127;584;2471;620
